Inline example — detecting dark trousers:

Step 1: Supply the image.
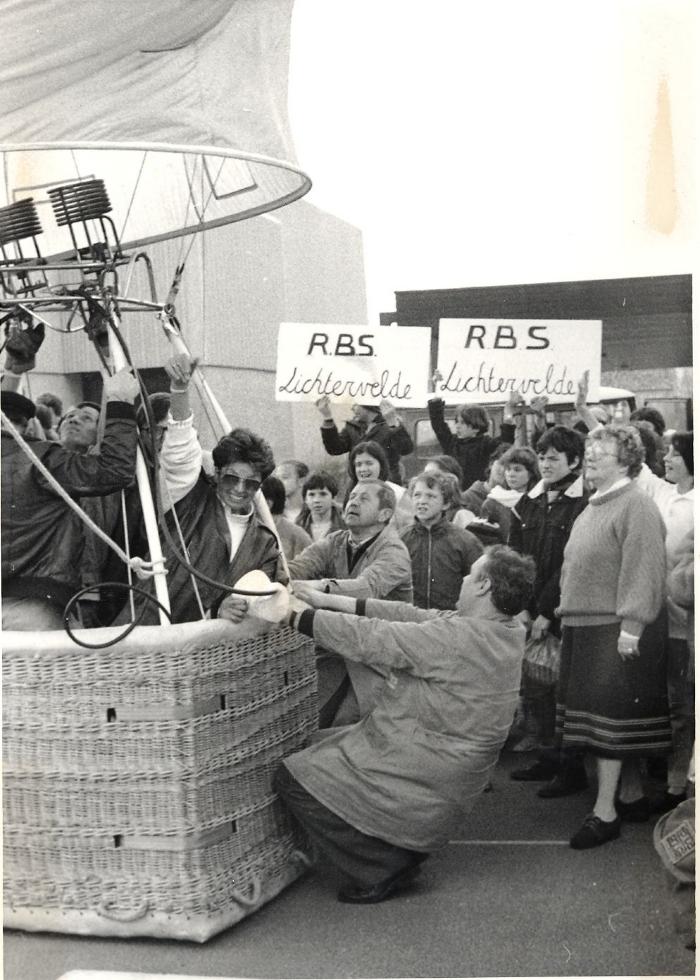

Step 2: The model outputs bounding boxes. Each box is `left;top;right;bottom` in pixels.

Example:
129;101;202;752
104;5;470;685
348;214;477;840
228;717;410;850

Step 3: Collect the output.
274;763;426;888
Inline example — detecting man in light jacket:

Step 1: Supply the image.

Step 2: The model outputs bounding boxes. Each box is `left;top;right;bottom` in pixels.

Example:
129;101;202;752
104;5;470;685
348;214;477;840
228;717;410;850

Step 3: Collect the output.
270;545;535;903
288;478;413;727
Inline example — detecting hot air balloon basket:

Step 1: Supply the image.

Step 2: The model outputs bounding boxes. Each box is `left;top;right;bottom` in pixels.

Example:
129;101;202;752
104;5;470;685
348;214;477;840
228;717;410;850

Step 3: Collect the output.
2;621;318;942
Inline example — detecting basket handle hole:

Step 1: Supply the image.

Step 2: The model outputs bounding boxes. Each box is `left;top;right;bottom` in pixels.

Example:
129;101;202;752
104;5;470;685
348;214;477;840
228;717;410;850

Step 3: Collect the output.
113;834;122;848
106;707;117;722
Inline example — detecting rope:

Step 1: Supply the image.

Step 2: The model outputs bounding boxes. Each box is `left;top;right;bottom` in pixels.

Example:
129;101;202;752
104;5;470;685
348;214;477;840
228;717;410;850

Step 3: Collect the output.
174;153;228;282
119;151;148;243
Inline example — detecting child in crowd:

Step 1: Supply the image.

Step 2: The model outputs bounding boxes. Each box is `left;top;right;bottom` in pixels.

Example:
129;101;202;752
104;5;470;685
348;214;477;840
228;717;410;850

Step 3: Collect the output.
400;471;483;609
423;458;475;530
295;470;345;541
273;459;309;523
481;445;540;541
427;396;516;490
461;443;511;514
261;475;312;561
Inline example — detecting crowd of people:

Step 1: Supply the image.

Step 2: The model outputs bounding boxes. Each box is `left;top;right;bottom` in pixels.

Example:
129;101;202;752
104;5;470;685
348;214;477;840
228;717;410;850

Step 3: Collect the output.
0;322;694;916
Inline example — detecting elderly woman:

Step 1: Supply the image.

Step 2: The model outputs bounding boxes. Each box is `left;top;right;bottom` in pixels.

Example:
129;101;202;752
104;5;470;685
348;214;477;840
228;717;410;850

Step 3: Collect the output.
554;424;670;849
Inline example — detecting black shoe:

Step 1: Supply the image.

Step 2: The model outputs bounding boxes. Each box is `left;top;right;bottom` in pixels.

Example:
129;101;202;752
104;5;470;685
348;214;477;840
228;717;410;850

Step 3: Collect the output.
646;757;668;781
337;863;422;904
537;768;588;798
570;813;621;849
650;790;687;815
511;759;559;782
616;796;651;822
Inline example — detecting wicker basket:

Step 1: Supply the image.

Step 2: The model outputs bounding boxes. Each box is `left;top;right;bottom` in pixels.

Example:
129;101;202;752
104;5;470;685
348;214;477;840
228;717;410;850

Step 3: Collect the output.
3;620;317;941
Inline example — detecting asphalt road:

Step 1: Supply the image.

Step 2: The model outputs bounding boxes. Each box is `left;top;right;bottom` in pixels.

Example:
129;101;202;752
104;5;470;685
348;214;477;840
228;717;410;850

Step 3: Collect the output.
4;751;695;980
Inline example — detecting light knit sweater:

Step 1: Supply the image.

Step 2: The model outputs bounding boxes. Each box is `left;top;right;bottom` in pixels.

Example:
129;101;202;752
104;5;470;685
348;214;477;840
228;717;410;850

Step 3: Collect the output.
558;481;666;636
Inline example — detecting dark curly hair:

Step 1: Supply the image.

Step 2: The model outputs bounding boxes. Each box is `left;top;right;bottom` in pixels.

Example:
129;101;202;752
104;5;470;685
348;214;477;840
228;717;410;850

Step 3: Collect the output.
212;427;275;480
482;545;536;616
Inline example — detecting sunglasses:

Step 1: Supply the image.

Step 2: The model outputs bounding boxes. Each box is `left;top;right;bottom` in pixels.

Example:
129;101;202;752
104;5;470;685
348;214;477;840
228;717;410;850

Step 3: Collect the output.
218;473;262;494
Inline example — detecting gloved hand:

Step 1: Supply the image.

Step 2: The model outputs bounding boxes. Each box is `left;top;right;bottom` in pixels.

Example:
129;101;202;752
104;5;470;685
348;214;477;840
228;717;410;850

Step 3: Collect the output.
104;367;140;403
4;315;45;374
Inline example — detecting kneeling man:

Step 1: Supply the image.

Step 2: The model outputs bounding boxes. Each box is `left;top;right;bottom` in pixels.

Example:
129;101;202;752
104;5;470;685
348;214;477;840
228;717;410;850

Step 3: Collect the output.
274;545;535;903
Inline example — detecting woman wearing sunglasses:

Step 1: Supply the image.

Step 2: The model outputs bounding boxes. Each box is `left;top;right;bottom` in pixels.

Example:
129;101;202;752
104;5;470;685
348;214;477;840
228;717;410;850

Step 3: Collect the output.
150;354;282;623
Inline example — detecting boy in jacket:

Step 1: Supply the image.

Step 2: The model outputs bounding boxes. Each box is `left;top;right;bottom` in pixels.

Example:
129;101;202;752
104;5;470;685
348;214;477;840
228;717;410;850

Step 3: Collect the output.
401;472;483;609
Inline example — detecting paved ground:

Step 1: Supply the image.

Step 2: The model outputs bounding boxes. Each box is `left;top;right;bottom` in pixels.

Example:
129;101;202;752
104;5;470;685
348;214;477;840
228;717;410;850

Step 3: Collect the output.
4;751;695;979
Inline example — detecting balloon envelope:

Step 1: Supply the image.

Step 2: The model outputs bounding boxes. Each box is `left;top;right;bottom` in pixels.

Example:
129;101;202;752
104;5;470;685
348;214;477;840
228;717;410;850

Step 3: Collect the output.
0;0;311;255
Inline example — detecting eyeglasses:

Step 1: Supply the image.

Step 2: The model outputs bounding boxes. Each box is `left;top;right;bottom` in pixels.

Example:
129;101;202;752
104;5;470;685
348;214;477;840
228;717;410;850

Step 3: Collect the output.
218;474;262;494
584;450;618;463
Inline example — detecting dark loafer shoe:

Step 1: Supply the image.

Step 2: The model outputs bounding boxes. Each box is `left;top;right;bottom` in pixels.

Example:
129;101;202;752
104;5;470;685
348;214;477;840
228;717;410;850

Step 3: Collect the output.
537;768;589;798
616;796;651;822
511;759;559;782
570;813;621;849
337;864;421;904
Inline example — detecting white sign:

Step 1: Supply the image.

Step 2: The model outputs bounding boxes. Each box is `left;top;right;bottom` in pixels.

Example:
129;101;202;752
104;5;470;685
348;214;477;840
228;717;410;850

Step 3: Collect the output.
276;323;431;408
435;318;602;405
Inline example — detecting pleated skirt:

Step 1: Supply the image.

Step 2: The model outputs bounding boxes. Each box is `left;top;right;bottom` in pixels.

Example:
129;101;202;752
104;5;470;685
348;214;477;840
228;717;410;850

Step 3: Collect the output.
556;617;672;759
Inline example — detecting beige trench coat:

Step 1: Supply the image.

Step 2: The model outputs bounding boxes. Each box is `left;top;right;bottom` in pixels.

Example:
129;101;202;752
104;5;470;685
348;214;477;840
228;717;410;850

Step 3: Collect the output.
285;599;525;850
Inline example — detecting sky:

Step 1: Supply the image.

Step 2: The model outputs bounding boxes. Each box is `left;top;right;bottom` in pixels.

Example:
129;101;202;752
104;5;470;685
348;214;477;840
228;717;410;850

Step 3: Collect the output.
288;0;695;323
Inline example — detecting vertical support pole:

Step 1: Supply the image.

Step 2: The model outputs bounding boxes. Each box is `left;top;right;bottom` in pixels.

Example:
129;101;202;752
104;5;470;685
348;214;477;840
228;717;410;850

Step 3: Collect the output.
108;311;171;623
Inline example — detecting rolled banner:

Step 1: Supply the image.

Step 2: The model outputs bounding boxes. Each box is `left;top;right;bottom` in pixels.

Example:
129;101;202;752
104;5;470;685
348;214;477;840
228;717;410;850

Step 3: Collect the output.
233;570;290;623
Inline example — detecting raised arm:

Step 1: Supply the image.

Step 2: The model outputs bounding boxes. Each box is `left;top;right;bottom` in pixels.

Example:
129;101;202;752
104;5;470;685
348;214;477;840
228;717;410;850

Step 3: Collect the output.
316;395;356;456
380;399;414;455
37;368;139;496
574;371;603;435
427;397;455;454
158;353;203;508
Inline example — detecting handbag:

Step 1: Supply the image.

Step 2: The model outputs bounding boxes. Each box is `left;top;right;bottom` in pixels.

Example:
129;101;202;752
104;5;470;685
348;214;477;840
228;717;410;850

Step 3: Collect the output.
522;632;561;686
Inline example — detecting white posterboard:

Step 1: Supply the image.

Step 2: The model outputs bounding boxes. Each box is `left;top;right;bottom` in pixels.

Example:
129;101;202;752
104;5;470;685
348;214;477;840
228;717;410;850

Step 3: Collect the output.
276;323;431;407
435;319;602;405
